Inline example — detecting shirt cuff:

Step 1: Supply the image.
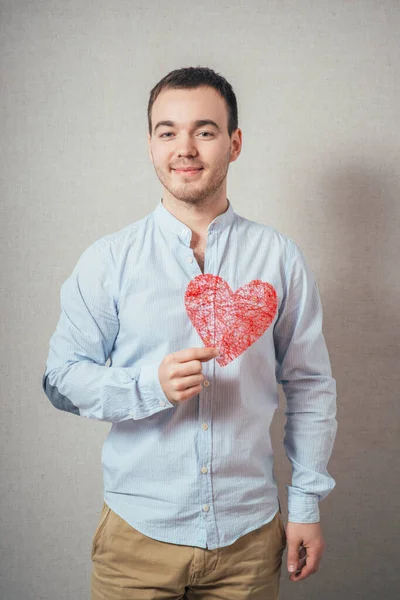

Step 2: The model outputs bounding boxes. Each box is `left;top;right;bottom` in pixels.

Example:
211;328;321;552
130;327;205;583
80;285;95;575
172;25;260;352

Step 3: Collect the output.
287;487;320;523
136;363;175;408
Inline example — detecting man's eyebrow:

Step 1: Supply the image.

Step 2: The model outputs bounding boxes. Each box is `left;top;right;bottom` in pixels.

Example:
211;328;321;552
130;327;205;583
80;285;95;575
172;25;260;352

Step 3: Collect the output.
154;119;222;133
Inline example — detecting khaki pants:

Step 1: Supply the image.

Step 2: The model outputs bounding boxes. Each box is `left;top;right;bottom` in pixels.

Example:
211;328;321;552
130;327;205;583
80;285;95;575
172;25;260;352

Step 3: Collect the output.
90;502;287;600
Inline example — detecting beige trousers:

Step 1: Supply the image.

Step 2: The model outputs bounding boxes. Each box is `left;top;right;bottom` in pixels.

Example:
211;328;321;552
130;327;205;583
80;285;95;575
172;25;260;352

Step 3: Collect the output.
90;502;287;600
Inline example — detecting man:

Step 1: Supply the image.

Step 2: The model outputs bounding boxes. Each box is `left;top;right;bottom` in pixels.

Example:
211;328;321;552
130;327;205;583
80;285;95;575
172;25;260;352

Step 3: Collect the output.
42;66;337;599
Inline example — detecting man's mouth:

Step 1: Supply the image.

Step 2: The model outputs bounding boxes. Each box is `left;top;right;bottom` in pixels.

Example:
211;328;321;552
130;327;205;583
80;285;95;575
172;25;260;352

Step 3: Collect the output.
173;167;204;175
173;167;203;171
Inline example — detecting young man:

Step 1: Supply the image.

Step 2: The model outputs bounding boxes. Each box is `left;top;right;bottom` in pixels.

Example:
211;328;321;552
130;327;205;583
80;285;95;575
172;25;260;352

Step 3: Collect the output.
42;66;337;599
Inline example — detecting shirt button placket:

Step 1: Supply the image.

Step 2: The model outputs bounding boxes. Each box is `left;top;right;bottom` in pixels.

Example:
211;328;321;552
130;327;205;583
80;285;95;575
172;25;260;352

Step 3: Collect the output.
199;231;216;541
200;377;212;522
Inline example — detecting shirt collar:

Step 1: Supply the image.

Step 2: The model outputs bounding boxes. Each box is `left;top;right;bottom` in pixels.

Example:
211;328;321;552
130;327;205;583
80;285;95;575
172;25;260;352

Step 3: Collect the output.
153;198;236;241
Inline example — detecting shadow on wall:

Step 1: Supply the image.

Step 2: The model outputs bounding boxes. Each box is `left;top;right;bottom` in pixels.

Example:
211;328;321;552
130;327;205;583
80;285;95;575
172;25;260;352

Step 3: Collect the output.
277;157;400;599
319;159;399;346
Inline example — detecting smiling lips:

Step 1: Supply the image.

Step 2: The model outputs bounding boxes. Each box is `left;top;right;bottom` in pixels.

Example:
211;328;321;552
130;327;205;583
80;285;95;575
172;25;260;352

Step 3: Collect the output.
174;167;202;173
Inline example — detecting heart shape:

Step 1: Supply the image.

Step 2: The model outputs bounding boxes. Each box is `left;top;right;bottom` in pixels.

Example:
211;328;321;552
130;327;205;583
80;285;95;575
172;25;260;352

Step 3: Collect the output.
184;274;278;366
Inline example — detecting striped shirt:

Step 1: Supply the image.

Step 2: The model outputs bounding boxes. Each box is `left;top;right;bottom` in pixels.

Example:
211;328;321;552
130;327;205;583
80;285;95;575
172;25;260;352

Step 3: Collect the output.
42;198;337;550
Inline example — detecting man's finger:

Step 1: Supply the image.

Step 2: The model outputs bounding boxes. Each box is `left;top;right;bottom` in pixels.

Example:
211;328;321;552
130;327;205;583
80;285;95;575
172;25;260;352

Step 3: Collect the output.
289;558;319;582
173;347;219;363
289;547;321;582
287;541;300;575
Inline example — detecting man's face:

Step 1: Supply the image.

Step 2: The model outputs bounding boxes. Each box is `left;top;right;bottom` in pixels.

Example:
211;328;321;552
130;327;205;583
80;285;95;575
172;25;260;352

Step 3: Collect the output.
148;86;241;205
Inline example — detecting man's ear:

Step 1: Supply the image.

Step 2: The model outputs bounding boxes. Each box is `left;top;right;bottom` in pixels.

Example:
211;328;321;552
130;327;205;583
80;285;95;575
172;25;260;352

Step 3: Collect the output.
229;127;242;164
147;132;153;164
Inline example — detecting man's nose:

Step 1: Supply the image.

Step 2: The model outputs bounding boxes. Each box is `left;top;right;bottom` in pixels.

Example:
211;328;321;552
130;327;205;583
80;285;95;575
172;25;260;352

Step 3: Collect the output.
176;134;198;157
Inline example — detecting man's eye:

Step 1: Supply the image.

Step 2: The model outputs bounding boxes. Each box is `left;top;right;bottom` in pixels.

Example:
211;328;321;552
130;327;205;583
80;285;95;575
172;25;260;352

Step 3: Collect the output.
159;132;214;139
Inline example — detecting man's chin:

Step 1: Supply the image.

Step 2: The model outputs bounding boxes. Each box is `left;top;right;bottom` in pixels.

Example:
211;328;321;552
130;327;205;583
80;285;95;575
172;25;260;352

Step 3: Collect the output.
164;184;205;204
171;194;205;204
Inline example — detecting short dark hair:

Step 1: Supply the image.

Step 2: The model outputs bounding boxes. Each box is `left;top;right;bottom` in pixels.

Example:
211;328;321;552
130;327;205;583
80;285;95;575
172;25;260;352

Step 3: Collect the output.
148;66;238;137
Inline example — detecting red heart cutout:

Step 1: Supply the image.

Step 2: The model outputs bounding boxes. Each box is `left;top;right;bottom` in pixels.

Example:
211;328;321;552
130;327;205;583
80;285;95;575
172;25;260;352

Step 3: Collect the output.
184;274;278;366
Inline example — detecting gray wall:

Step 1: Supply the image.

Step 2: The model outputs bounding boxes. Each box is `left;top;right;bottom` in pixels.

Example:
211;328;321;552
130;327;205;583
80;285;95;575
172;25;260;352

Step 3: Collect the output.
1;1;399;598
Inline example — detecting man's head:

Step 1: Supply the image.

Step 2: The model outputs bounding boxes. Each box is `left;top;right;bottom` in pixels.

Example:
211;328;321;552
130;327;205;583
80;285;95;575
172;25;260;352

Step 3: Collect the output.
147;66;242;207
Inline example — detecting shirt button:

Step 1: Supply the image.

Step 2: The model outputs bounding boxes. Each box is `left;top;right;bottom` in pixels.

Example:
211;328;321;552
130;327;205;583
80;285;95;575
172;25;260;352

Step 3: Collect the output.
201;466;208;474
181;229;187;236
203;380;210;387
202;423;208;430
203;505;210;512
129;411;135;418
159;400;166;407
187;256;193;263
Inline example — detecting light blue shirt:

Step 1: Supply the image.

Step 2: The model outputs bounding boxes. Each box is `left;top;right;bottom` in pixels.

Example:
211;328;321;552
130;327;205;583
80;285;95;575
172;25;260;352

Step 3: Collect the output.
42;198;337;549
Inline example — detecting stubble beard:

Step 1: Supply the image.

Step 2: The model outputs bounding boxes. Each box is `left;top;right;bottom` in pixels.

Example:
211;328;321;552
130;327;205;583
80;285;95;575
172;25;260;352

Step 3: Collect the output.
154;148;232;207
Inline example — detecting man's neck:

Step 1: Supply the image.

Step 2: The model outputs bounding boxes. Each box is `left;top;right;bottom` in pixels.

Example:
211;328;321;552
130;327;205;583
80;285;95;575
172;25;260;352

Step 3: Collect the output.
161;195;229;239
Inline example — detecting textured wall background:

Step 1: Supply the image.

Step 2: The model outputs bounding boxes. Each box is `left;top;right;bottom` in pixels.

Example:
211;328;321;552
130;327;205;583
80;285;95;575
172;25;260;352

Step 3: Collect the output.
1;1;399;598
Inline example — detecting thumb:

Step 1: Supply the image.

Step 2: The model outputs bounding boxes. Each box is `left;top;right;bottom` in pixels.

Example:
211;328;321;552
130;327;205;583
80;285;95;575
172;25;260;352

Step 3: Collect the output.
287;540;300;573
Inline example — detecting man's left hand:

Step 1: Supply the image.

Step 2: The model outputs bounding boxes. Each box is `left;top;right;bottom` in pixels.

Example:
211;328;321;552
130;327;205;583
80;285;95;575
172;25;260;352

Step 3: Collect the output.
285;521;325;582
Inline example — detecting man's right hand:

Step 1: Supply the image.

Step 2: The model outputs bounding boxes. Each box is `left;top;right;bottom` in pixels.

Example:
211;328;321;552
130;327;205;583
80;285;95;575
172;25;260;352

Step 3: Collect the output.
158;347;219;405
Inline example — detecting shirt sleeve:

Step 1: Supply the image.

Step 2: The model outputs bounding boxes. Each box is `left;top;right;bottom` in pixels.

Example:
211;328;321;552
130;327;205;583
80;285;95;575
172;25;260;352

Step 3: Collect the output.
273;238;338;523
41;240;174;423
